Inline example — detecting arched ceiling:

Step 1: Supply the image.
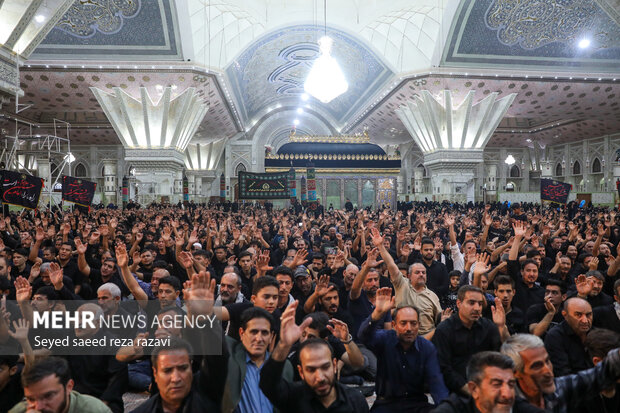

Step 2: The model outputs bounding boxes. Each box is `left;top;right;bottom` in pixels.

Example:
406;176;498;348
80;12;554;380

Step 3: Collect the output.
0;0;619;152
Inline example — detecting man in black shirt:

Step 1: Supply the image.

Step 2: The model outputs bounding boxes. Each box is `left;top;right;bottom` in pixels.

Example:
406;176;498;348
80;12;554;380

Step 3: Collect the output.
527;279;566;338
508;222;545;314
260;302;369;412
432;285;503;395
544;297;593;377
409;238;449;294
593;278;620;333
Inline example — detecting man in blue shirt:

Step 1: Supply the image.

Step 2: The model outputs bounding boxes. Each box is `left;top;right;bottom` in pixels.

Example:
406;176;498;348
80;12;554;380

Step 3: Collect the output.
359;287;448;412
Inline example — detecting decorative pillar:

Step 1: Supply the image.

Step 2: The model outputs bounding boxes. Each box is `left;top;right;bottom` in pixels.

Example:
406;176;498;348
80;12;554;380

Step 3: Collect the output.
220;173;226;202
121;176;129;208
414;167;424;194
486;164;497;202
195;176;203;199
396;90;516;203
91;86;207;203
187;174;195;198
102;159;117;205
300;176;307;202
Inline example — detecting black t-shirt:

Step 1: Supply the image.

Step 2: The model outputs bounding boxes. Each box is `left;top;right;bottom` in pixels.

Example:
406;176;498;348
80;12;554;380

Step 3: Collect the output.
287;335;346;380
0;369;23;413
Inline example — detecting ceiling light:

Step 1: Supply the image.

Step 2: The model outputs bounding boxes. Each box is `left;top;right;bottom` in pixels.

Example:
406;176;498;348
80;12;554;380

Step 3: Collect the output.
294;119;300;126
34;15;45;23
505;154;516;165
64;153;75;164
296;108;303;114
304;36;348;103
578;38;591;49
301;93;309;101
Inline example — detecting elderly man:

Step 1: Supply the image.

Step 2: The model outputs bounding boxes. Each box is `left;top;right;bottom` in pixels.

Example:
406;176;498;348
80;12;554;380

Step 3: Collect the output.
371;228;444;339
501;334;620;413
216;272;246;306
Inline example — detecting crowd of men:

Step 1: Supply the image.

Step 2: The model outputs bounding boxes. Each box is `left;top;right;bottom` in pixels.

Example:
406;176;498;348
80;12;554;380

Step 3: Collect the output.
1;199;620;413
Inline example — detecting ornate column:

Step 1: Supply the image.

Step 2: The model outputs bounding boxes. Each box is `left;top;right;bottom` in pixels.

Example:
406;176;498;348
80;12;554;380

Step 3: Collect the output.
396;90;515;203
102;159;117;204
486;164;497;201
186;174;195;198
414;167;425;194
91;86;207;203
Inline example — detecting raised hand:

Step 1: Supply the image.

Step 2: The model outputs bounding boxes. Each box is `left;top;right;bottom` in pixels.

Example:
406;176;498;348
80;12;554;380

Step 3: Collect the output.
115;243;129;267
14;277;32;303
291;249;308;268
370;227;384;248
589;257;599;271
575;274;593;297
256;250;273;273
29;262;41;280
326;318;350;342
179;251;194;270
75;238;87;255
185;271;216;316
512;220;526;238
315;274;334;298
473;252;491;275
162;226;172;242
544;296;557;315
491;297;506;328
373;287;395;316
441;307;454;322
8;318;30;343
48;263;64;289
279;301;313;347
364;248;384;268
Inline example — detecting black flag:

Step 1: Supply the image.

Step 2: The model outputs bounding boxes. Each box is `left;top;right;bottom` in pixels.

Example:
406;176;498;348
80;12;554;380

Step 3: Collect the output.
62;176;97;208
0;170;44;209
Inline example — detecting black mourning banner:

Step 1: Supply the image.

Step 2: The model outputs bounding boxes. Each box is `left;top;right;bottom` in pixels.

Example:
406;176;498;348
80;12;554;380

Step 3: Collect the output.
62;176;97;207
238;171;289;199
0;170;44;209
541;179;571;204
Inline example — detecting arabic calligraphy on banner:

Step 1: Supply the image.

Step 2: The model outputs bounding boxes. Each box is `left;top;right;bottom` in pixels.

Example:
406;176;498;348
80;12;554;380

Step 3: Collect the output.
62;176;97;208
540;178;571;204
238;171;289;199
0;170;44;209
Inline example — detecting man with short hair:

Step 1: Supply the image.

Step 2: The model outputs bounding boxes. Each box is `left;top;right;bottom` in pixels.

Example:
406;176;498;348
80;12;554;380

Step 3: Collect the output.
527;279;566;338
237;250;257;298
432;351;543;413
259;301;368;412
494;275;526;334
273;265;295;311
501;333;620;413
508;222;545;314
412;237;450;293
216;272;246;306
9;357;112;413
544;296;593;377
571;270;613;308
223;307;293;413
432;285;504;395
372;228;444;338
593;278;620;333
359;287;448;412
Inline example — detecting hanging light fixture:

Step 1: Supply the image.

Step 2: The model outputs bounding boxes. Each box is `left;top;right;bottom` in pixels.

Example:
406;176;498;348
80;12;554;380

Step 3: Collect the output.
304;0;348;103
504;154;515;165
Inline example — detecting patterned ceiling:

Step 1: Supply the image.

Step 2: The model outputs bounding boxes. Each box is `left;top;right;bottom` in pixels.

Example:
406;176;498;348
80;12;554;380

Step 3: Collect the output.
1;0;620;151
443;0;620;71
1;68;238;145
349;75;620;147
225;25;393;125
31;0;182;60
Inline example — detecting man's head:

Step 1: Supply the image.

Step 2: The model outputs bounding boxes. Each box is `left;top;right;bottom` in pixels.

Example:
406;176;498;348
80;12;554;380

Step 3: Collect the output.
562;297;592;336
22;357;74;413
585;270;604;296
520;259;539;285
274;266;294;301
32;286;56;312
214;246;227;262
544;279;567;308
456;285;484;326
297;338;337;399
0;256;10;278
100;258;117;278
550;236;562;250
363;268;380;296
585;329;620;366
466;351;516;413
12;249;28;268
150;268;170;298
392;306;419;347
239;307;274;360
408;263;427;289
311;253;325;271
97;283;121;315
250;276;280;313
319;283;340;315
158;276;181;307
219;272;242;304
74;303;103;338
238;251;253;273
501;334;556;396
449;270;460;289
420;238;435;261
151;338;194;408
614;278;620;304
0;355;18;393
494;276;515;310
566;245;578;260
294;266;313;296
154;306;185;339
559;256;572;274
343;264;359;288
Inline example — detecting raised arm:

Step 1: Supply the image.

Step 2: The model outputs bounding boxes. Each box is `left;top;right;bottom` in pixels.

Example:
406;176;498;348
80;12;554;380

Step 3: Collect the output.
116;243;149;307
75;238;91;277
